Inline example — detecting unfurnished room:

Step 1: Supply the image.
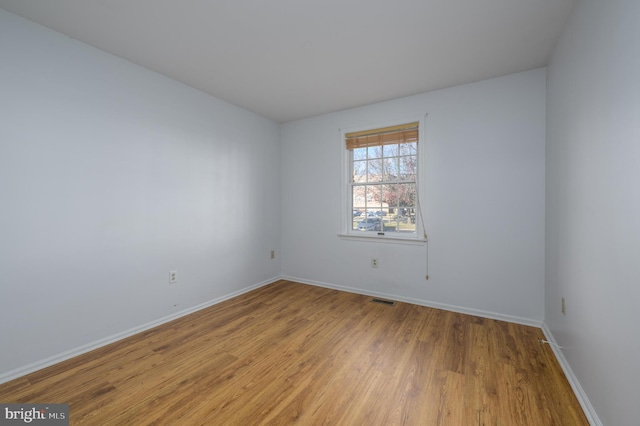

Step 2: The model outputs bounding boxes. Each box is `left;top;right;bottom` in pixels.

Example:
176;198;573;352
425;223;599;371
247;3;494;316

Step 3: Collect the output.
0;1;638;425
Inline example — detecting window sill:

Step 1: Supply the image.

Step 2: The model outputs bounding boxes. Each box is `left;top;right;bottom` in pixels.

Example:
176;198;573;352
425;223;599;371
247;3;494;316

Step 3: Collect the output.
338;233;427;245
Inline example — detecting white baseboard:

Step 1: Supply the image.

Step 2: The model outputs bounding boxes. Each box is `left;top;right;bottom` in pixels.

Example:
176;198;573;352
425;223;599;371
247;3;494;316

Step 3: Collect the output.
2;275;601;426
541;323;602;426
280;275;543;327
283;275;601;424
0;277;280;385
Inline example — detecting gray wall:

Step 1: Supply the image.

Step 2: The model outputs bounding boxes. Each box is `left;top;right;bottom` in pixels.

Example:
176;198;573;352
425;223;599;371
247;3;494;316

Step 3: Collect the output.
281;69;546;323
0;9;281;378
546;0;640;424
7;3;636;423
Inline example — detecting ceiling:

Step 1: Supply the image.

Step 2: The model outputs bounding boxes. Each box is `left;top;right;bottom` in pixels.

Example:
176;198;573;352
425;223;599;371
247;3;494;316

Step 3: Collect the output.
0;0;577;123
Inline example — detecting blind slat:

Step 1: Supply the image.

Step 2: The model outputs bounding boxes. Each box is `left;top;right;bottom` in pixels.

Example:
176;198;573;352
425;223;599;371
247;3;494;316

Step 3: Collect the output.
346;122;419;150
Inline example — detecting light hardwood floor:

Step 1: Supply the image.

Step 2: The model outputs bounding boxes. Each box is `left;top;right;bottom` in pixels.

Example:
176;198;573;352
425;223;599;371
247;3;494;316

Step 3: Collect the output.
0;280;588;425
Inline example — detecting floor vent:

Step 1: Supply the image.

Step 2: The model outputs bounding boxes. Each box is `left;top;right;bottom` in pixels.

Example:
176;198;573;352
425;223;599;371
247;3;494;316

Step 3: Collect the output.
371;298;396;306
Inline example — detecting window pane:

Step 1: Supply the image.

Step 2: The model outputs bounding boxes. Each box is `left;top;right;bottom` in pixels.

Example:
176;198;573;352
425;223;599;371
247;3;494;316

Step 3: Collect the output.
353;160;366;183
352;185;366;230
352;185;366;210
368;146;383;159
396;211;416;232
384;217;400;233
397;183;417;233
355;215;382;231
383;144;398;157
379;185;395;233
366;185;382;213
367;159;383;182
383;157;399;182
399;142;417;156
381;184;397;210
353;147;367;161
399;156;417;180
397;183;416;207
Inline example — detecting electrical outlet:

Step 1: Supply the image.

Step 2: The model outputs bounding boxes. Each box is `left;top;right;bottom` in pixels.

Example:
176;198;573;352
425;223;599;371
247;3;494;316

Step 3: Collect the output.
169;270;177;284
371;257;378;268
561;297;566;315
270;250;275;259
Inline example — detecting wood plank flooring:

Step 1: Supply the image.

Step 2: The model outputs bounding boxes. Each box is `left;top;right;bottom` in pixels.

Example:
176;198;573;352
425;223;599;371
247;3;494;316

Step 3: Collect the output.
0;280;588;425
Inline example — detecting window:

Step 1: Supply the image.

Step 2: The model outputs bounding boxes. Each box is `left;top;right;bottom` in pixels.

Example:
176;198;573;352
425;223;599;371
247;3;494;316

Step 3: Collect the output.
343;121;422;240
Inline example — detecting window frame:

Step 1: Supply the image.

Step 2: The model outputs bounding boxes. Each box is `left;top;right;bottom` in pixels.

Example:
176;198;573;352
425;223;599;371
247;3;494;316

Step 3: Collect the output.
339;117;427;244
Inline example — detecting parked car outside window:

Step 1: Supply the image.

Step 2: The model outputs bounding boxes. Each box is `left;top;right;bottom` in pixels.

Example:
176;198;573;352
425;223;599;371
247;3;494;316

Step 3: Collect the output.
357;217;382;231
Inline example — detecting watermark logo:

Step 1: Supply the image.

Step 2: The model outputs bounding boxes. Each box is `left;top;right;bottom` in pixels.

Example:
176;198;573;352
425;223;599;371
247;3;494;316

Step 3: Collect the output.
0;404;68;425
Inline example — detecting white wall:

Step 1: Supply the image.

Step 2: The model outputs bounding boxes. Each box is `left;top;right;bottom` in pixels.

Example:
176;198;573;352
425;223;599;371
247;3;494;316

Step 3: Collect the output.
546;0;640;424
281;69;546;323
0;9;281;378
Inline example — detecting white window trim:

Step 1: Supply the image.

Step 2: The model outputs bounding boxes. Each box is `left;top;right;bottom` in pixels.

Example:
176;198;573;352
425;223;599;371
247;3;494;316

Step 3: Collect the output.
339;116;427;244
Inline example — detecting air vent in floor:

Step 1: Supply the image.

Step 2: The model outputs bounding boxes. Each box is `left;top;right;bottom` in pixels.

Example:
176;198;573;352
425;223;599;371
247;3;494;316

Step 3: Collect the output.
371;298;396;306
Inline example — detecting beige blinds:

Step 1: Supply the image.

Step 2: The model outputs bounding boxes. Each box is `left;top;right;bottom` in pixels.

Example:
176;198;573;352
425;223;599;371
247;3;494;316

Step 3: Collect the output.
345;122;419;150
